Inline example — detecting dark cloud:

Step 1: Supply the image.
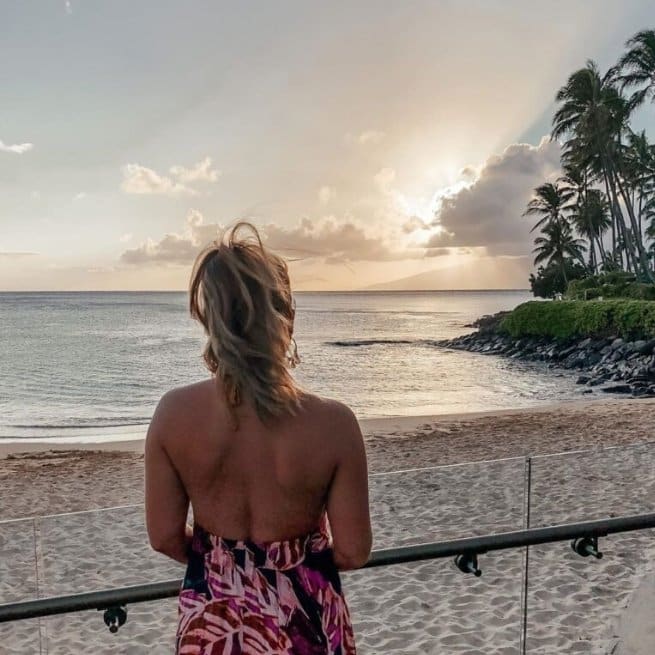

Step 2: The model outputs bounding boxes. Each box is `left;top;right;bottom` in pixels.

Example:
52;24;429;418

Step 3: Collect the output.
426;137;561;256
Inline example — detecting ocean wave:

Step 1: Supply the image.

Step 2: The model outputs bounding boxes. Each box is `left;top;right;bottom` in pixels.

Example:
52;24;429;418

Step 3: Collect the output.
325;338;442;348
4;417;151;430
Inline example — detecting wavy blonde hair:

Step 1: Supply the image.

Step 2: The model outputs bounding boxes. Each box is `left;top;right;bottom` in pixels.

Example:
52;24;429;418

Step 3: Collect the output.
189;221;301;424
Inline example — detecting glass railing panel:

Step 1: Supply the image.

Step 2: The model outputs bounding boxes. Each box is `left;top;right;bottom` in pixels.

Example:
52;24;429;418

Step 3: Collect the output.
348;457;528;652
34;505;181;653
4;456;530;653
369;456;527;548
347;551;524;653
530;441;655;526
525;442;655;653
36;505;182;595
0;517;41;653
43;601;178;654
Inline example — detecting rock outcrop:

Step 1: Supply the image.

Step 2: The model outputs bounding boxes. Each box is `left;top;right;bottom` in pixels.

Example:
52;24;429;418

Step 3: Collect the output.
439;327;655;397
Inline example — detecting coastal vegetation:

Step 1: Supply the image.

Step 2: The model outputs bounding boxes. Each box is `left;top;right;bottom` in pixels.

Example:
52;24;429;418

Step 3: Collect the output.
499;299;655;340
526;29;655;298
445;28;655;398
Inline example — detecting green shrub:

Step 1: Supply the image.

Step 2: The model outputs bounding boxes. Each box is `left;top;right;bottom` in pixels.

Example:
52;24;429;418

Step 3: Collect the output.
530;262;587;298
565;272;654;301
498;300;655;340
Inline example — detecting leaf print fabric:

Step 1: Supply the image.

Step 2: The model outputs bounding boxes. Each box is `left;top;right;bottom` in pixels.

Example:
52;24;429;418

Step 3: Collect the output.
176;516;356;654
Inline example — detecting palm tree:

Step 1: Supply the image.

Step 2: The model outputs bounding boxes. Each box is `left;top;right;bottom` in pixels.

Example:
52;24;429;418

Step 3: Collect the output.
533;221;587;285
570;188;611;271
615;30;655;108
523;182;573;232
622;130;655;235
552;61;653;281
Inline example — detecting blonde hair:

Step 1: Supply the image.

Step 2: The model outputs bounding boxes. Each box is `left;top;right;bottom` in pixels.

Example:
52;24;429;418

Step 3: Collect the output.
189;221;301;424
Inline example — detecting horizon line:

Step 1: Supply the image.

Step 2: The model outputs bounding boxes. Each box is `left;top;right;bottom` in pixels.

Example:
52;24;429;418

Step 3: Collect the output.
0;288;532;294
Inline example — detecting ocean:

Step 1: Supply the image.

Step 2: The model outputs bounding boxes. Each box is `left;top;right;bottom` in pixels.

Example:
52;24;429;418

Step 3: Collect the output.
0;290;585;442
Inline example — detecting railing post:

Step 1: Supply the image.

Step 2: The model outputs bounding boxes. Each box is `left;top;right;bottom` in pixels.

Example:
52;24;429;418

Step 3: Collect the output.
519;456;532;655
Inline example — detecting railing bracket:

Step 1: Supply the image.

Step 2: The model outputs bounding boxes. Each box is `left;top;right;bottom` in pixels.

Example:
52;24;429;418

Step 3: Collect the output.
100;605;127;633
571;536;603;560
455;552;482;577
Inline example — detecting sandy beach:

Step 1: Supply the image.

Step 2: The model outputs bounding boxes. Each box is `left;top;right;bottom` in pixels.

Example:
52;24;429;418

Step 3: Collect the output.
2;398;655;653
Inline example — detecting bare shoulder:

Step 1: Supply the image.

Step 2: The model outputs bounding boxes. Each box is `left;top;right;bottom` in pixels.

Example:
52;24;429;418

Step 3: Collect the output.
298;392;361;445
148;379;213;443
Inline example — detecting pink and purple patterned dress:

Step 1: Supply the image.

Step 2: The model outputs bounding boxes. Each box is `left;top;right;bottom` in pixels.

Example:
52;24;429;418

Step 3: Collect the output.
176;516;357;654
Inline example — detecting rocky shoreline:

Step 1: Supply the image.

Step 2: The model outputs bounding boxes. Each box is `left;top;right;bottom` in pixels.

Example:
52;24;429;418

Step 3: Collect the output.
440;320;655;398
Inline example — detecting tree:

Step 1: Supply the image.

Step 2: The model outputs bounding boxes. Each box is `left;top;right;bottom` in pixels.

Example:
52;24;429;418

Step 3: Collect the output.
552;61;653;281
523;181;573;232
622;130;655;235
529;261;587;299
615;30;655;108
532;220;587;285
571;188;611;271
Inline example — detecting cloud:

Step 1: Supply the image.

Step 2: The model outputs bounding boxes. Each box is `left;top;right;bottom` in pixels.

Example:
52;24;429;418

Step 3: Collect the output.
374;167;396;193
119;138;560;269
424;246;474;258
358;130;385;145
318;186;335;205
424;137;561;256
401;216;431;233
121;157;220;196
65;0;72;14
0;251;39;259
119;233;133;243
121;233;201;265
261;218;416;264
121;164;196;196
120;211;423;266
169;157;220;184
73;192;87;201
0;140;33;154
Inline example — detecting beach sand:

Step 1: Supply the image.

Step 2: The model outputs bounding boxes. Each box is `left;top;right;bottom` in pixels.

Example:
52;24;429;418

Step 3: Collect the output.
2;398;655;653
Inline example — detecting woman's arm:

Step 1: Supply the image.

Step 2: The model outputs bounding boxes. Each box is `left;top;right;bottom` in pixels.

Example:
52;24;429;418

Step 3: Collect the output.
144;392;191;564
326;405;372;570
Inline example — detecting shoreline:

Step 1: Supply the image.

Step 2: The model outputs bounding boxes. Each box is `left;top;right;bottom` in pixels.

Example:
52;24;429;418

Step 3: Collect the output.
442;318;655;398
2;396;653;459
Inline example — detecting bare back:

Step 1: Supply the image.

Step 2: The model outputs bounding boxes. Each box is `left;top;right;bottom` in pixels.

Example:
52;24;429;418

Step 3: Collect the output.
145;378;372;569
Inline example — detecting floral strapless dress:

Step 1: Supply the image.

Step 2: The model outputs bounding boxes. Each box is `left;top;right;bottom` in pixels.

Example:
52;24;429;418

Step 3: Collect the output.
176;516;356;654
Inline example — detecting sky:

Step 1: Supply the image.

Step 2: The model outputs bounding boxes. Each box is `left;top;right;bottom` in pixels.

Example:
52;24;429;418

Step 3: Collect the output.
2;0;655;291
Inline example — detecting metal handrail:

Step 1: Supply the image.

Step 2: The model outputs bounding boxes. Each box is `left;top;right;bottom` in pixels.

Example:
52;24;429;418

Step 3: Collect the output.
1;512;654;626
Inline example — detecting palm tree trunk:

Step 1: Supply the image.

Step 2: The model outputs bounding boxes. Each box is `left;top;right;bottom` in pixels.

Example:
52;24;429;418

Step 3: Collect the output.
602;169;618;262
596;235;607;267
609;158;654;281
603;157;641;275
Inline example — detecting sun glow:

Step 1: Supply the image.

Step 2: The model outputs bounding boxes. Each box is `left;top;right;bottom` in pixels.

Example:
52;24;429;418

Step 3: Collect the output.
394;177;476;225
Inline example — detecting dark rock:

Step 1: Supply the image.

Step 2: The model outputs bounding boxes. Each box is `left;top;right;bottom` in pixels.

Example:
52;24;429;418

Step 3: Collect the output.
638;339;655;355
576;375;590;385
601;384;632;394
584;352;602;366
632;387;655;397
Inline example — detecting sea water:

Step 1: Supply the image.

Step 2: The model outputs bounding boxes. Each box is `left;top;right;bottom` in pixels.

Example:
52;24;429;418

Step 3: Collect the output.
0;290;584;441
